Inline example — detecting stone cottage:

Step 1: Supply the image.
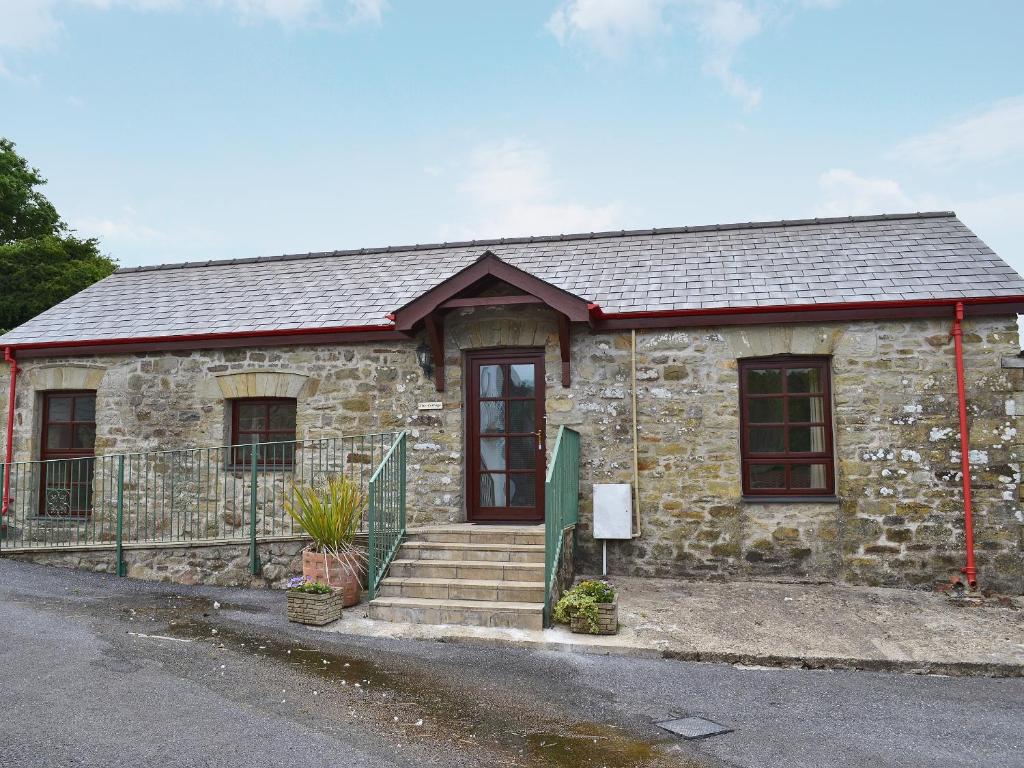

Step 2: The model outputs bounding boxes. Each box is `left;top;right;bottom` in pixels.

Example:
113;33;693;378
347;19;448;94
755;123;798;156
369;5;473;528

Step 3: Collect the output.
2;211;1023;628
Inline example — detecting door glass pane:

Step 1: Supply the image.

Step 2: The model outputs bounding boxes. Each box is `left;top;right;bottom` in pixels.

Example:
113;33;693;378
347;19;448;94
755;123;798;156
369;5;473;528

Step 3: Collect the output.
748;398;783;423
480;402;505;433
787;367;823;393
73;396;96;422
749;427;784;453
479;437;505;471
509;474;536;507
789;397;824;423
269;403;296;430
72;425;96;450
789;426;825;453
509;436;535;470
479;365;503;398
509;364;535;397
480;473;506;507
509;401;535;433
48;396;72;422
46;425;71;450
749;464;786;489
791;463;828;489
746;369;782;394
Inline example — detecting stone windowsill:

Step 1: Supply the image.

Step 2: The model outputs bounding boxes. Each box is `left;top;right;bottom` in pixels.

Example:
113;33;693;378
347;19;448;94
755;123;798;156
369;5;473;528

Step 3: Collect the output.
741;495;841;505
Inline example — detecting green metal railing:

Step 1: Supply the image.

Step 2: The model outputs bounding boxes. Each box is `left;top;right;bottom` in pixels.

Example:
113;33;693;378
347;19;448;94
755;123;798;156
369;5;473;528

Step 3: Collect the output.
0;433;399;577
366;432;407;600
543;426;580;627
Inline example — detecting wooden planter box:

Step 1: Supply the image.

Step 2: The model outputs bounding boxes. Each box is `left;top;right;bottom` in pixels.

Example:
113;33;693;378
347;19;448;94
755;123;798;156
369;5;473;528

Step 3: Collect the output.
287;589;343;626
570;601;618;635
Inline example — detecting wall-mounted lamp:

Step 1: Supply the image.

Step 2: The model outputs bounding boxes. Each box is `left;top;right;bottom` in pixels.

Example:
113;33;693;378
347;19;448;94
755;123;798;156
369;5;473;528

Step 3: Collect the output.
415;340;434;381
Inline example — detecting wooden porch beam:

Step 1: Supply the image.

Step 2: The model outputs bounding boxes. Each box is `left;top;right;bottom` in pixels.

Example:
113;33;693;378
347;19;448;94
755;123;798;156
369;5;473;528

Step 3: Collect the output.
424;313;445;392
557;314;571;387
437;295;543;310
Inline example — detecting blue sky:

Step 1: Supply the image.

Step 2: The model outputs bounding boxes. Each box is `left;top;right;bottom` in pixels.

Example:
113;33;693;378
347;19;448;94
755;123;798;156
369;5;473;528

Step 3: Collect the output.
1;0;1023;274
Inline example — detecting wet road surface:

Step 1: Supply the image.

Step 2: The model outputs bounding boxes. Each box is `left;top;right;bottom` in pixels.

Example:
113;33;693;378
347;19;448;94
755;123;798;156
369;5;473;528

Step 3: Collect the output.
1;559;1021;767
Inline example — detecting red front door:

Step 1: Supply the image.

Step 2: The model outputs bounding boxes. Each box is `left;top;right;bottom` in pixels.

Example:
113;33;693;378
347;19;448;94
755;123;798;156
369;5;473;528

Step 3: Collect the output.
39;391;97;517
467;350;545;523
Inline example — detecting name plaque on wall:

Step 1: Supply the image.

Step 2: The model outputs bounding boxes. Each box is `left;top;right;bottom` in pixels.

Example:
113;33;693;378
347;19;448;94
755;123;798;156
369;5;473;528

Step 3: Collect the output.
417;401;444;411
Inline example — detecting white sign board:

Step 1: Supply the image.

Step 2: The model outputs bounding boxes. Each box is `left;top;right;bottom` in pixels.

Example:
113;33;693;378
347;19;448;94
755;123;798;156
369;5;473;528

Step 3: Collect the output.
417;401;443;411
593;483;633;540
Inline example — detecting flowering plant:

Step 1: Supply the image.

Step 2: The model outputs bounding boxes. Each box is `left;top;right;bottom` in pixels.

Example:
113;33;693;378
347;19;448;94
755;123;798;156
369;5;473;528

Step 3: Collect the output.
287;576;333;595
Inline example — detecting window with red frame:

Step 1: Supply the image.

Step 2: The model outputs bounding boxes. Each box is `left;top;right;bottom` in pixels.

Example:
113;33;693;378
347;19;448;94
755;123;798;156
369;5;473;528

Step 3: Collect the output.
230;398;297;467
738;357;835;496
40;391;97;516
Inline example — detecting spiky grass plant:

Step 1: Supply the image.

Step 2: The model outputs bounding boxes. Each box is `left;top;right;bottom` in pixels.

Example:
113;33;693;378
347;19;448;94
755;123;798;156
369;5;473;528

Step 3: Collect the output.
283;475;367;578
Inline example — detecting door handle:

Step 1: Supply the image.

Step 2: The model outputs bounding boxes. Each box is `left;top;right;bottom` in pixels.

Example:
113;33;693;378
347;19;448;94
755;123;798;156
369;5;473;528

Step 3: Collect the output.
536;429;544;451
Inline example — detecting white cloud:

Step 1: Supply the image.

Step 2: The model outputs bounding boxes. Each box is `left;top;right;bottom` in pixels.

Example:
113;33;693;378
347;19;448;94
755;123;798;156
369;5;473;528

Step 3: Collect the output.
0;0;384;52
893;96;1024;168
545;0;835;108
70;209;166;244
451;139;622;240
816;169;919;216
545;0;669;58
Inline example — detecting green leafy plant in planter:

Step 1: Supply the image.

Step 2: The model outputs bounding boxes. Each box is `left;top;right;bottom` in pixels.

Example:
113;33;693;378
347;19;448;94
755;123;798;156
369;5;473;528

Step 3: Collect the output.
553;579;617;634
287;576;332;594
284;476;366;607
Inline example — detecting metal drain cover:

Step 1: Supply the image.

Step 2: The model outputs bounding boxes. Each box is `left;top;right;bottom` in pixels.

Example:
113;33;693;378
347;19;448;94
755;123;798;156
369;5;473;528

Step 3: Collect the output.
656;716;732;740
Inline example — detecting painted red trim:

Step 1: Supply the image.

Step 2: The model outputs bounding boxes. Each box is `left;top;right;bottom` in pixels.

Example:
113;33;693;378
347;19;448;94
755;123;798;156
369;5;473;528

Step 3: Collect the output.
3;347;17;518
951;302;978;588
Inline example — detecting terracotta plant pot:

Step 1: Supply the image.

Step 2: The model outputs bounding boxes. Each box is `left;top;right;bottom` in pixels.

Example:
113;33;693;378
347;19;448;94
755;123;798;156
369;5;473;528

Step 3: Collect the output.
570;601;618;635
287;589;343;626
302;549;361;607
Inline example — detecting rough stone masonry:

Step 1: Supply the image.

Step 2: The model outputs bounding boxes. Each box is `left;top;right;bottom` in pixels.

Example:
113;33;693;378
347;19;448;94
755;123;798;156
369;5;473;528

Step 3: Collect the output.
2;306;1022;593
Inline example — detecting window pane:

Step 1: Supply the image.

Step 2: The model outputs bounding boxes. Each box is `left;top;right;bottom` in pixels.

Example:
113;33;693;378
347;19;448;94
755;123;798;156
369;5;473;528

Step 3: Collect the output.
480;437;505;471
748;397;783;423
509;401;535;433
749;427;784;453
509;474;536;507
72;425;96;450
787;367;823;393
509;364;536;397
46;425;71;450
789;426;826;453
480;473;506;506
791;463;828;490
480;402;505;433
73;396;96;422
48;396;72;422
479;365;503;398
746;368;782;394
749;464;786;489
237;403;266;431
789;396;824;423
269;402;295;430
509;435;535;470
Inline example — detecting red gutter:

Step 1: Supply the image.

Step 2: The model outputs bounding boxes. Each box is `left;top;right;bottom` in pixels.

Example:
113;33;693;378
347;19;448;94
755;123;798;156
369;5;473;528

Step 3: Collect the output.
951;302;978;588
588;294;1024;321
5;322;399;353
2;347;17;521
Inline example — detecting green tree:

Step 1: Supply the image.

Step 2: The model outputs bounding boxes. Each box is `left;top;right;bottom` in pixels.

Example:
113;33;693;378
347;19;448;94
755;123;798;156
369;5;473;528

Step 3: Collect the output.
0;138;117;334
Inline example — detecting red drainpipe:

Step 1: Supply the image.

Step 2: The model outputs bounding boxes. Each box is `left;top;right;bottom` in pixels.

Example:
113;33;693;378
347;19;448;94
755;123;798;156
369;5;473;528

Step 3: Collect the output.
951;302;977;588
2;346;17;520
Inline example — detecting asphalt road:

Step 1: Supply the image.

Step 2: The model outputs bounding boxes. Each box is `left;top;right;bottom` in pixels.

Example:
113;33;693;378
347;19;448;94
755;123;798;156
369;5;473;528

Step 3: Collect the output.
0;559;1021;768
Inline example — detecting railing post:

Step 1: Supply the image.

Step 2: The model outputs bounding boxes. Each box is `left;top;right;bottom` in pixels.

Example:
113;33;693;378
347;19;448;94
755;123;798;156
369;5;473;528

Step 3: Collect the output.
116;455;126;577
248;441;261;576
399;434;406;531
367;473;377;600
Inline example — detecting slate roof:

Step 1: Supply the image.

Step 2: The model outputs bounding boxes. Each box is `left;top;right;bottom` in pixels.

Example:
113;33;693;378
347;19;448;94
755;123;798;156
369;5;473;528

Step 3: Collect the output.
3;212;1023;346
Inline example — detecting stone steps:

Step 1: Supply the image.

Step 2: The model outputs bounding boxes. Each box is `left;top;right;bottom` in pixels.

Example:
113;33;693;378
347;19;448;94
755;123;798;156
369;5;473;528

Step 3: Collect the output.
368;596;544;631
368;524;546;630
397;541;545;564
386;558;544;582
377;577;545;603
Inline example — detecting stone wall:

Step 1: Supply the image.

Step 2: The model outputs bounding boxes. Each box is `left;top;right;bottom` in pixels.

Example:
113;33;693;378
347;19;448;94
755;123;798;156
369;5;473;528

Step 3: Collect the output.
2;309;1022;593
6;540;307;587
